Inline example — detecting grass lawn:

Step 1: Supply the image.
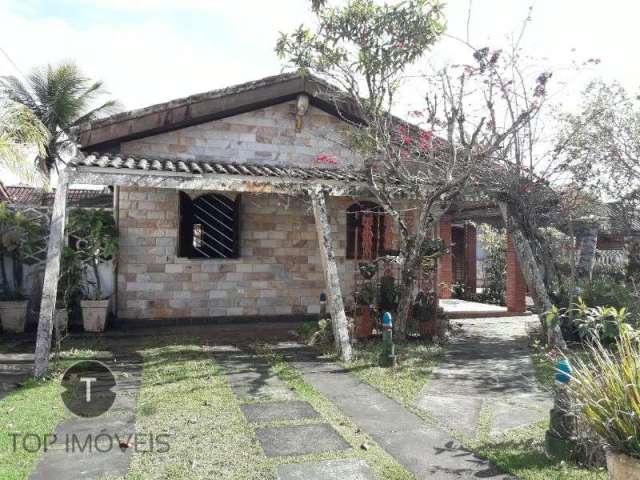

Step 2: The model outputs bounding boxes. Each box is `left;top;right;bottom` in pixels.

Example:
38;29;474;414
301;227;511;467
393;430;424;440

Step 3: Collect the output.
344;338;443;405
0;339;111;480
124;339;275;480
473;423;606;480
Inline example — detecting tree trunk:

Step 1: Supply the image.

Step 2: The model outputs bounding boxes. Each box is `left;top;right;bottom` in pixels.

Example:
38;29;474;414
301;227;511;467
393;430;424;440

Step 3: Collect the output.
576;223;599;282
309;188;352;362
34;173;69;378
395;240;422;338
625;236;640;283
498;202;566;349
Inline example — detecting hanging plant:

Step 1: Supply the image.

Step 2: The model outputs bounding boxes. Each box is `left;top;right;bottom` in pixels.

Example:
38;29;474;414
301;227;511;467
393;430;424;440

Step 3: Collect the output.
358;262;378;279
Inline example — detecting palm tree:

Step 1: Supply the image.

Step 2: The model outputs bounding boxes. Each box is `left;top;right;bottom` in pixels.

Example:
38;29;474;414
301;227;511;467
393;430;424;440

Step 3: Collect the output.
0;102;48;184
0;62;118;178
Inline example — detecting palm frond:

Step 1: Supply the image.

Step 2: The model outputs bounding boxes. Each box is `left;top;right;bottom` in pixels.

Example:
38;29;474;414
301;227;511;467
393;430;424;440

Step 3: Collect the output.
0;61;118;177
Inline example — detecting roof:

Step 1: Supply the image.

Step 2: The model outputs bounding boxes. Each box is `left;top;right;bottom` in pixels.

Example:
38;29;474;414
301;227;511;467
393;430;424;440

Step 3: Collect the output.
75;72;354;151
599;202;640;233
0;181;12;202
72;152;367;183
4;186;113;208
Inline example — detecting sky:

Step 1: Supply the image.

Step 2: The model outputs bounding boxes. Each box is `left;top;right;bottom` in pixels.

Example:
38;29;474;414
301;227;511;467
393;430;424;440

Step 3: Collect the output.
1;0;639;184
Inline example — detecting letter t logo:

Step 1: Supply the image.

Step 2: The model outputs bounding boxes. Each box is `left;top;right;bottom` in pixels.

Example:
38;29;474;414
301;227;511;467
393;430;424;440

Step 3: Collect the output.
80;377;97;402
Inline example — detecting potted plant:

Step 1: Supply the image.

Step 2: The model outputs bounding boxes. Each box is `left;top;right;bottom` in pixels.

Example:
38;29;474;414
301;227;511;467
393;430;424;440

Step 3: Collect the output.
412;290;437;337
68;209;117;333
353;282;376;339
0;204;42;333
568;327;640;479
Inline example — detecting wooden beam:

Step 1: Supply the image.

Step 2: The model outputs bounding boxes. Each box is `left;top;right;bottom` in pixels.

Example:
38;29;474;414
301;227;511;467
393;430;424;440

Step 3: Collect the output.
69;168;364;197
309;187;352;362
34;172;69;378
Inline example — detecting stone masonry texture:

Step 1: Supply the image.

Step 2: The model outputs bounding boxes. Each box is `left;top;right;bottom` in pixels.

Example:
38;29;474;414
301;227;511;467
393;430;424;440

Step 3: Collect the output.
115;101;374;321
116;189;364;320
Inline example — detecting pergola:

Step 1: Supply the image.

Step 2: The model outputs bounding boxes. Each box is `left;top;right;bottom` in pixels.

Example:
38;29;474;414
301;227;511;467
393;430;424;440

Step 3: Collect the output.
33;152;372;376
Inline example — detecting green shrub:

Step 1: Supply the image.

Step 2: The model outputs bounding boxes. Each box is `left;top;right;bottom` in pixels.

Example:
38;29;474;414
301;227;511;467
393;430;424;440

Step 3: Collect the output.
581;278;632;310
478;225;507;306
568;328;640;460
572;304;629;344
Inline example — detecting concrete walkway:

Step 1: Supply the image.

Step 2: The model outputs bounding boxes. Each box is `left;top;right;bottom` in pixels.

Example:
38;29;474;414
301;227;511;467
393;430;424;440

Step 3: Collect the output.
415;316;551;441
279;345;514;480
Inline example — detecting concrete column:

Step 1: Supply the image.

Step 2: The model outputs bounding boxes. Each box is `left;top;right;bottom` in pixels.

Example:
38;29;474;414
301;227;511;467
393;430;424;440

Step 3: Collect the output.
464;222;477;293
438;215;453;299
506;235;526;313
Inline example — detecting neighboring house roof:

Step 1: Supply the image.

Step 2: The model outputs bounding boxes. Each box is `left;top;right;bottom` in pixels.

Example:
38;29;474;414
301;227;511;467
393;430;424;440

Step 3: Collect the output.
0;181;12;202
599;202;640;234
73;152;367;183
75;72;355;151
4;186;113;208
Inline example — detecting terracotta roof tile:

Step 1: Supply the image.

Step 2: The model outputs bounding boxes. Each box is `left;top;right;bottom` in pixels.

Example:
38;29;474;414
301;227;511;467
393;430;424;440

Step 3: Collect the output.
73;153;367;183
4;186;113;208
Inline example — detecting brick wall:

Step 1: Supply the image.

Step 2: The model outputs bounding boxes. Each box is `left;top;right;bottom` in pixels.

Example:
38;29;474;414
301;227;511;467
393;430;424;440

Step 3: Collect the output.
114;100;406;321
438;215;453;299
121;101;361;171
506;235;526;313
117;188;362;320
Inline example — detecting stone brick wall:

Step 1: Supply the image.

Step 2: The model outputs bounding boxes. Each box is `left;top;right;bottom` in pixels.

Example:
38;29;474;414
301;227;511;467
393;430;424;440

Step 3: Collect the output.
117;188;361;320
506;235;526;313
121;101;361;171
114;100;402;321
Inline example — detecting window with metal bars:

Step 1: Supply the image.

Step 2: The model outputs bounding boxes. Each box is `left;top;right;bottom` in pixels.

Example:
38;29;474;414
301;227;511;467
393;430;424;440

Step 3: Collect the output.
346;201;386;260
177;192;241;259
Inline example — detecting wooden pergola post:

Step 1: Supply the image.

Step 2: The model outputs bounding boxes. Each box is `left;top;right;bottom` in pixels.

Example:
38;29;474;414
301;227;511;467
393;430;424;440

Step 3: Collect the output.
309;187;352;362
34;172;70;378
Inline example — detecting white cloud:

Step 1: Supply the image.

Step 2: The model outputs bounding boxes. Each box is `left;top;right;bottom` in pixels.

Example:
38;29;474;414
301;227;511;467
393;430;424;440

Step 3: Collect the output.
1;0;639;186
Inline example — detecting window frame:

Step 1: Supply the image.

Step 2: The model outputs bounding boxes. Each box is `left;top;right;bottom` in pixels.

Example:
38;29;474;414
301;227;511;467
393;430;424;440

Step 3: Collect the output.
177;192;241;259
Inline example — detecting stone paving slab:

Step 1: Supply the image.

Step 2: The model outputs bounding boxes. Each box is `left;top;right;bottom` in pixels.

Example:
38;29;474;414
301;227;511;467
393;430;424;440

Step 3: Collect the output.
415;317;552;441
415;395;483;439
490;402;548;437
213;350;297;401
256;424;350;457
277;459;377;480
241;400;320;423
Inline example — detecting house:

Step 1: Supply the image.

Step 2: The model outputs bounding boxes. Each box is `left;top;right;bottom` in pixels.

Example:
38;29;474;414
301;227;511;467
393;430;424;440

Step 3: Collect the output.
36;72;530;329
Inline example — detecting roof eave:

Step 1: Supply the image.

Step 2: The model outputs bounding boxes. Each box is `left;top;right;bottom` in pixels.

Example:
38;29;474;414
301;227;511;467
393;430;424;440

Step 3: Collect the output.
68;166;368;197
75;73;360;151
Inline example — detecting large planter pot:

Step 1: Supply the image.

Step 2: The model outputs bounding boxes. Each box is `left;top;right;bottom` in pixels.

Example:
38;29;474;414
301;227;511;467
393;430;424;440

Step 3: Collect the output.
606;450;640;480
0;300;28;333
81;299;110;332
354;305;375;339
418;319;437;338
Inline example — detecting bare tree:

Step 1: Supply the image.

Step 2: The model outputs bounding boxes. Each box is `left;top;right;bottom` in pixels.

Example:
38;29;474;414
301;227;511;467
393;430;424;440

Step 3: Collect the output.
279;0;546;338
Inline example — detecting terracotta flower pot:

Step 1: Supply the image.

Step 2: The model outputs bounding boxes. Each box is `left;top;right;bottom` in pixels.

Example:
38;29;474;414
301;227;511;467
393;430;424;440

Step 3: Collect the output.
81;299;110;332
354;305;375;339
0;300;28;333
606;450;640;480
418;320;437;338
